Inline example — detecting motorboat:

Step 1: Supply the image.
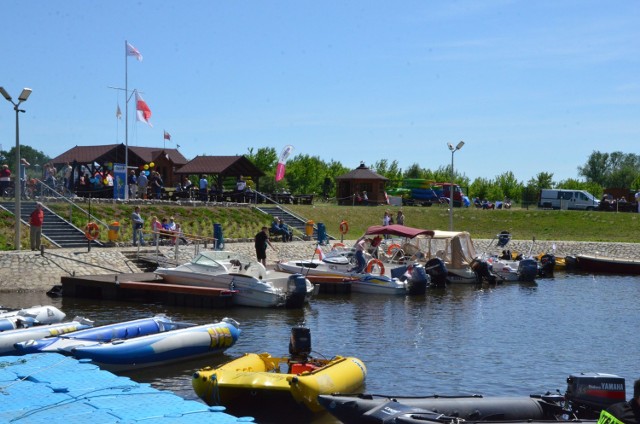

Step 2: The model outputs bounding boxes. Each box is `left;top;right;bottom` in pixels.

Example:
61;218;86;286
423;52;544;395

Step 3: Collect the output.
351;274;408;295
400;230;480;284
277;225;434;293
0;317;93;355
155;250;316;308
483;232;550;282
192;327;366;422
318;372;624;424
15;315;177;354
0;305;66;331
69;318;240;371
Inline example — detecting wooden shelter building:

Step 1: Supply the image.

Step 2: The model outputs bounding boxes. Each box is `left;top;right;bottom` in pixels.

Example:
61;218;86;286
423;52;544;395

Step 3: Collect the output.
174;155;265;192
335;162;389;205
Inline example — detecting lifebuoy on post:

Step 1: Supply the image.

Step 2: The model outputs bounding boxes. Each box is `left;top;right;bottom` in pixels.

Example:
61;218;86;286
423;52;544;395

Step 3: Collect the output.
85;222;100;241
387;243;402;255
365;259;385;276
331;242;346;250
339;220;349;235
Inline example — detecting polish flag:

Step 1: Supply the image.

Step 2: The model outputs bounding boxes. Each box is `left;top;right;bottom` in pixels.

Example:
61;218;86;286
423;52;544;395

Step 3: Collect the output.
135;92;152;127
315;247;325;261
164;131;171;141
126;42;143;61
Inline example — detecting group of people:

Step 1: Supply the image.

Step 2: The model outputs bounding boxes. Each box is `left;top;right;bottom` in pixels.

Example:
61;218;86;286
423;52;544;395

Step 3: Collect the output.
270;218;293;242
127;169;164;200
130;206;185;246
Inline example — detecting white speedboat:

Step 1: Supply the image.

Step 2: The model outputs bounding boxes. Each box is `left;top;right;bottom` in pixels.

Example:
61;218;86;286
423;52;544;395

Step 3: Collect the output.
275;247;370;281
351;275;407;295
155;251;316;308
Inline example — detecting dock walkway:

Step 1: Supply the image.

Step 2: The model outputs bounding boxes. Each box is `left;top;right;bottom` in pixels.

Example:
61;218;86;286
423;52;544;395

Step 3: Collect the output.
0;352;253;423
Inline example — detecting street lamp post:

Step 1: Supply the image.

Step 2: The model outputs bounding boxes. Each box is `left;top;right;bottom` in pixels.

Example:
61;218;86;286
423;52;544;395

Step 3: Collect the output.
0;87;33;251
447;140;465;231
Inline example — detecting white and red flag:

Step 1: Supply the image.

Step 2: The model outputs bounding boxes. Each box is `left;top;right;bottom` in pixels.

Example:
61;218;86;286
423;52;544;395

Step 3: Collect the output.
126;42;143;61
275;145;294;182
135;92;152;126
163;130;171;141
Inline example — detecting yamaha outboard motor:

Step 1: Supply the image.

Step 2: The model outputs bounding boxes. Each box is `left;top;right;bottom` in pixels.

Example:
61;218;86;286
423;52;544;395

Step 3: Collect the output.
425;257;448;288
565;373;626;419
471;258;497;284
289;326;311;363
517;258;538;282
538;253;556;278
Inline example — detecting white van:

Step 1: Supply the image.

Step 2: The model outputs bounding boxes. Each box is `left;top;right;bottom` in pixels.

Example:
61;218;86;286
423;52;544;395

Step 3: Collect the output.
539;189;600;211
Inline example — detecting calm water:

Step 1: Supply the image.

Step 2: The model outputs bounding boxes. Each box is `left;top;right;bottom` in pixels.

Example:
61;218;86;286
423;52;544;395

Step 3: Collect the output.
1;271;638;423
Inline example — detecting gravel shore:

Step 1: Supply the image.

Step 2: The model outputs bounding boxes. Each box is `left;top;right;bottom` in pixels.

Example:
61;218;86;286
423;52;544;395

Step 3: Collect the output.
1;238;639;293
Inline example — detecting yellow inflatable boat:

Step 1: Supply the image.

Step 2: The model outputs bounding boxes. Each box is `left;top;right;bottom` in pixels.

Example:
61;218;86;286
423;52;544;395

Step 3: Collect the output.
192;327;367;419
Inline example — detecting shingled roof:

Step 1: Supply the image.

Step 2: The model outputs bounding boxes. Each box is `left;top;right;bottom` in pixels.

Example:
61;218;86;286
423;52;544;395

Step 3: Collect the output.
335;162;388;180
50;143;188;167
175;155;265;177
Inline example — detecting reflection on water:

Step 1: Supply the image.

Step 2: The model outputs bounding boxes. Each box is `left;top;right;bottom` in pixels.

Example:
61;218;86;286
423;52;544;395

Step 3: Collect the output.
1;271;639;423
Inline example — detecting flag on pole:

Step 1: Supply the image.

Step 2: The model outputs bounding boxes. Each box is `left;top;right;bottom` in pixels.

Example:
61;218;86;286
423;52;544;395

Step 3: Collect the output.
163;130;171;141
116;104;122;119
135;91;152;126
275;145;294;182
126;42;143;61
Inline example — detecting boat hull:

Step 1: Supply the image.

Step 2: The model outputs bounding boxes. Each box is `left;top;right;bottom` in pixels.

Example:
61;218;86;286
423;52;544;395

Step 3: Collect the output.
192;352;366;417
351;275;407;295
576;254;640;275
0;320;93;354
70;318;240;371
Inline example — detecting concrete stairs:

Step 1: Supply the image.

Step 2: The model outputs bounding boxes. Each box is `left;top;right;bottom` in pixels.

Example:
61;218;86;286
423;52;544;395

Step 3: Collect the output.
0;201;104;249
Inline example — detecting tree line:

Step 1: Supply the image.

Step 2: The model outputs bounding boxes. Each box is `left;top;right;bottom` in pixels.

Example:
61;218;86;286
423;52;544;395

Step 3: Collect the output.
2;145;638;204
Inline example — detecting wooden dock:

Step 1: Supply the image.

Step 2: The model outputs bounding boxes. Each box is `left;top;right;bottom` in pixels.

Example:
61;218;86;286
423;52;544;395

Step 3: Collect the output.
61;273;235;308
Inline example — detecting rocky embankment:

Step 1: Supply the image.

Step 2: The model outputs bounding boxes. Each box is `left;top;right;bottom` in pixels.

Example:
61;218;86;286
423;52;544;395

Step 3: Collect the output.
1;239;638;292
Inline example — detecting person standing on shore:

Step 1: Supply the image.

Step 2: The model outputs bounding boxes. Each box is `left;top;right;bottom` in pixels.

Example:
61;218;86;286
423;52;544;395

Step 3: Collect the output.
254;226;275;266
131;206;145;246
29;202;44;251
137;171;148;199
396;210;405;225
635;189;640;213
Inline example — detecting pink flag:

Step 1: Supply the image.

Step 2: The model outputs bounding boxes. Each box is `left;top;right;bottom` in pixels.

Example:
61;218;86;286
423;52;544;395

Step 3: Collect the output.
275;145;294;182
164;130;171;141
135;92;152;126
126;42;143;61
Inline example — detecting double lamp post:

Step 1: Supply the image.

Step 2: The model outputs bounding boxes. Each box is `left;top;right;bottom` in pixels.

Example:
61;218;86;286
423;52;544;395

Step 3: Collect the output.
0;86;33;251
447;140;464;231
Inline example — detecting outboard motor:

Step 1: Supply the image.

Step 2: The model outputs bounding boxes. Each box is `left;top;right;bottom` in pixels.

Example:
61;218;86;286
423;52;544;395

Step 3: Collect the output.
285;274;308;309
497;231;511;248
517;258;538;282
406;264;429;295
538;254;556;278
471;258;497;284
289;326;311;364
425;258;448;288
565;373;626;419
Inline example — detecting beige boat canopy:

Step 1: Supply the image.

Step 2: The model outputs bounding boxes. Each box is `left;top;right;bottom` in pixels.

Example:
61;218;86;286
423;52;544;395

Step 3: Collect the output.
402;230;478;267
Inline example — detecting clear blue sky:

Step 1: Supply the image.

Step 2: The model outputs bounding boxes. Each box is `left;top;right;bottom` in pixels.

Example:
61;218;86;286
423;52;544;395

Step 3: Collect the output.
1;1;638;183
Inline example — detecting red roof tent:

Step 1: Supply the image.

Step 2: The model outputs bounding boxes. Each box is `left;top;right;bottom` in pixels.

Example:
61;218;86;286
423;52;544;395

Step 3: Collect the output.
365;224;434;239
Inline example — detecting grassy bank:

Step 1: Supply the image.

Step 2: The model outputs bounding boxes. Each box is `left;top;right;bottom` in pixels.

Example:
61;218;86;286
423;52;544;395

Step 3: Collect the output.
1;202;639;250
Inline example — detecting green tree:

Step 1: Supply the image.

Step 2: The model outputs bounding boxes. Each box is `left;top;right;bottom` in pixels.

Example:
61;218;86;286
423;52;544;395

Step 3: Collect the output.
495;171;523;201
372;159;402;189
245;147;278;192
3;145;51;179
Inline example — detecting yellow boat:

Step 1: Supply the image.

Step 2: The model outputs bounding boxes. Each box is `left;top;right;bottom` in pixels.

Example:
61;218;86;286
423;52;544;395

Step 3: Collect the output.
192;328;367;419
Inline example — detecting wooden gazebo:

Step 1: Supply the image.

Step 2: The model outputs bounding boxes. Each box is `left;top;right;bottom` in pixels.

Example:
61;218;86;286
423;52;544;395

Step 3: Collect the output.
335;162;389;205
174;155;265;192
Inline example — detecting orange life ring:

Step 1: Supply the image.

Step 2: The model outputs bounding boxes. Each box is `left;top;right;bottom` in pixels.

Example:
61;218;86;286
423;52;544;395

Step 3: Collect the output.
84;222;100;241
332;242;346;250
339;220;349;235
387;243;402;255
365;259;385;276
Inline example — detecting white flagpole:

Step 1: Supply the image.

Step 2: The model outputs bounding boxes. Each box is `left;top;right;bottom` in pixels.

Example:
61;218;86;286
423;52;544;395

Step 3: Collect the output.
124;40;129;200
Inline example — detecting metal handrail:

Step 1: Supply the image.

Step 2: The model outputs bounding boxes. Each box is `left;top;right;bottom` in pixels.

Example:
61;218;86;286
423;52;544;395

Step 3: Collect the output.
35;179;110;229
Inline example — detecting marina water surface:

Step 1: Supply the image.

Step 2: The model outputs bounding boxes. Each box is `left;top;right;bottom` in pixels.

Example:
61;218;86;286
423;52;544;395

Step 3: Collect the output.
1;271;638;423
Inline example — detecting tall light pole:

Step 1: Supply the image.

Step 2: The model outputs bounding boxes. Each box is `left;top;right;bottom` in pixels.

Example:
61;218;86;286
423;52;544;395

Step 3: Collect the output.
447;140;464;231
0;87;32;251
